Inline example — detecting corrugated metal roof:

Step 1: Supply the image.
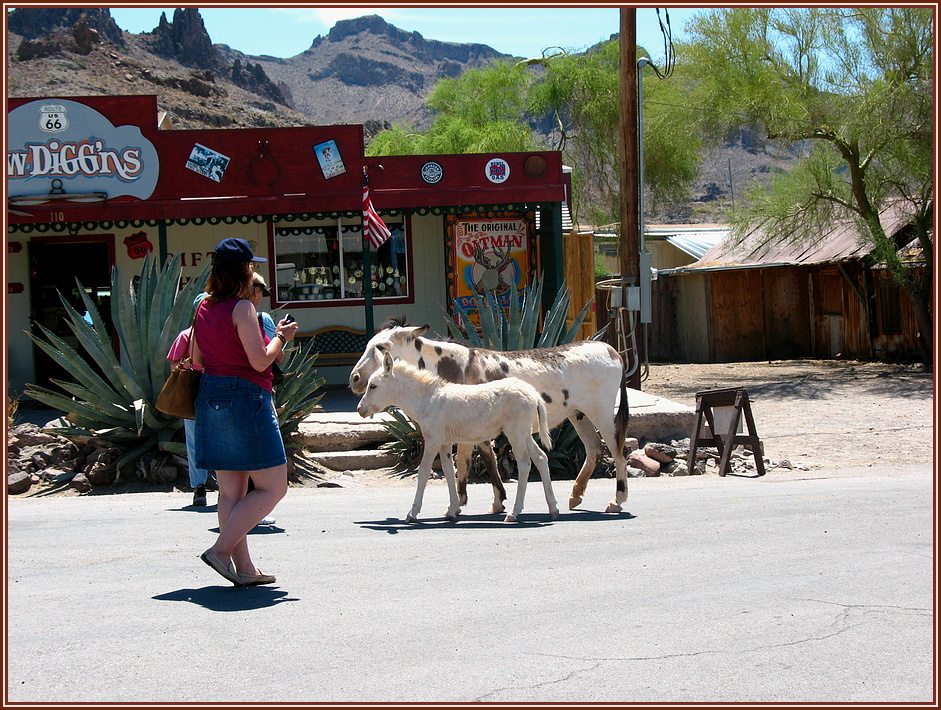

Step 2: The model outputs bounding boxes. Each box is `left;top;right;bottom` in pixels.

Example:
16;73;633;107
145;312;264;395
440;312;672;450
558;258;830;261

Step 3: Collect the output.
664;231;728;259
672;202;915;272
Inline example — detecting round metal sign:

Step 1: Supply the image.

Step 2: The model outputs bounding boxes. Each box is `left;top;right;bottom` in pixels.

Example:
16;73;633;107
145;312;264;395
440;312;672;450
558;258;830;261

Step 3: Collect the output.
485;158;510;183
420;161;444;184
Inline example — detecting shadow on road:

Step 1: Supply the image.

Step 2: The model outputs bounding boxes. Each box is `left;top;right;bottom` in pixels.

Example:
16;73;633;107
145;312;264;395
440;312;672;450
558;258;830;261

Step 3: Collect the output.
356;508;634;533
153;586;300;611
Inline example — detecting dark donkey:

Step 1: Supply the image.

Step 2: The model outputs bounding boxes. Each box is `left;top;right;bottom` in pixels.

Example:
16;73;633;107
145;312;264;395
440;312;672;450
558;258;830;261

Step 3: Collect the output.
349;319;631;514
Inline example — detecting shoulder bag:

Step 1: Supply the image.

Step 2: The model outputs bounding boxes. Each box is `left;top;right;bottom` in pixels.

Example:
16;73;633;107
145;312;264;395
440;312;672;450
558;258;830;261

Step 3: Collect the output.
155;303;204;419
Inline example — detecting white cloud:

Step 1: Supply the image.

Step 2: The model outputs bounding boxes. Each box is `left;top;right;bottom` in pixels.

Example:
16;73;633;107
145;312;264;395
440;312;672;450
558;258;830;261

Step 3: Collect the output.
270;6;400;26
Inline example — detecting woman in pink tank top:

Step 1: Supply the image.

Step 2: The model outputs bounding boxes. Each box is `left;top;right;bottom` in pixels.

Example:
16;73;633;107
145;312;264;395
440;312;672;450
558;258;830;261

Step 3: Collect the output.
191;238;299;587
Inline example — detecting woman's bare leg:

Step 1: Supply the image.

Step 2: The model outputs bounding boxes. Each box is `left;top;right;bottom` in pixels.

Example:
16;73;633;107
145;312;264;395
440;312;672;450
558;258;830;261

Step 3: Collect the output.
209;465;287;575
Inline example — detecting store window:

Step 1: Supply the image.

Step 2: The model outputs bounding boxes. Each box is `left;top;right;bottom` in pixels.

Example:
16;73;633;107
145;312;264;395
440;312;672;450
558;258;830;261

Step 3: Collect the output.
273;218;408;304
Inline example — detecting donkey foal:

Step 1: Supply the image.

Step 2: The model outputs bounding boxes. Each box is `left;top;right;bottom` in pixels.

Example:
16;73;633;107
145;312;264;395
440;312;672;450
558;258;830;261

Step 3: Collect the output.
357;349;557;523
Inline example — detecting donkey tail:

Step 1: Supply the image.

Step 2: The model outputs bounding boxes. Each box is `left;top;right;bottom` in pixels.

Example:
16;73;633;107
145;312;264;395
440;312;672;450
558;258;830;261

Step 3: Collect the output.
537;400;552;451
615;357;630;454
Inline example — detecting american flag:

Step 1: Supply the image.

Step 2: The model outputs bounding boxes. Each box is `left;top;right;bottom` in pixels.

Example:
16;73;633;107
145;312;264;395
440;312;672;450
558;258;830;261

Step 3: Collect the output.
362;172;391;250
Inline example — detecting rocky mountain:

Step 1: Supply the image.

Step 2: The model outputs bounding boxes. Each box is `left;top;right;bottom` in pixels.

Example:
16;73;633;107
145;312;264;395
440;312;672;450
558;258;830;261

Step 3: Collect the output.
6;7;511;137
6;6;792;223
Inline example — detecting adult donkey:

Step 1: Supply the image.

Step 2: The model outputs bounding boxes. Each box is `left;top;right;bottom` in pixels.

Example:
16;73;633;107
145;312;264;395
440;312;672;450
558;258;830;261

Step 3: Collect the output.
349;319;630;514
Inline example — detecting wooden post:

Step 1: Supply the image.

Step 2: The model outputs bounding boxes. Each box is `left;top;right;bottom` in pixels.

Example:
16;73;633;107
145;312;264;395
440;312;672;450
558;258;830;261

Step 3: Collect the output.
563;227;597;339
619;8;641;388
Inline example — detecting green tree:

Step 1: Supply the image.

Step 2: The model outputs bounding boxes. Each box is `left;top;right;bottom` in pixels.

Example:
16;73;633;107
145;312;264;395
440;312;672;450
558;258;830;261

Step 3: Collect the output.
527;40;704;227
366;46;704;228
683;7;933;359
366;60;542;157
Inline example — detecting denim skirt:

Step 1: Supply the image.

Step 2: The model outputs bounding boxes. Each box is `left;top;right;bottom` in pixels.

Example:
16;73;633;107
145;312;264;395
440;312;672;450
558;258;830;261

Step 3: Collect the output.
194;374;286;472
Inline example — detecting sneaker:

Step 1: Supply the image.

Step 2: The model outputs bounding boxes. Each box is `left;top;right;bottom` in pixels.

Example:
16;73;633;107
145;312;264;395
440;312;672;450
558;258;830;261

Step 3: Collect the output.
258;516;276;526
192;484;207;507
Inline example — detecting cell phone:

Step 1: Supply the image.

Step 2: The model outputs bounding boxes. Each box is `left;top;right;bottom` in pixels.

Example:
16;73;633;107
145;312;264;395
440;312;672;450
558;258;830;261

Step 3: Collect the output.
283;314;295;324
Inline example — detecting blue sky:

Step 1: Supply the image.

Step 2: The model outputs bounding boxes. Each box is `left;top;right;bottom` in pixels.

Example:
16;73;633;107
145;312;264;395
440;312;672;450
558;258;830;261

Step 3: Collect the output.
108;6;704;64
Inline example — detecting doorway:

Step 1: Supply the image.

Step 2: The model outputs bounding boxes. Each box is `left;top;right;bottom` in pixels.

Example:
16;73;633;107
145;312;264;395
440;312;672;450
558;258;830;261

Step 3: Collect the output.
28;237;115;392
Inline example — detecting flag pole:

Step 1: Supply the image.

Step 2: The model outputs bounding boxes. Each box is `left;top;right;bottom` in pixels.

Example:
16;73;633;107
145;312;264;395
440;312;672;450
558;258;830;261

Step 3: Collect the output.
362;166;375;336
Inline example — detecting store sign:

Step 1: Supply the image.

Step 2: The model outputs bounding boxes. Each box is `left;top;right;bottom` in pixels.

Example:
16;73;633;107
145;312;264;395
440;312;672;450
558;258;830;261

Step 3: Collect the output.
7;99;159;199
450;216;529;316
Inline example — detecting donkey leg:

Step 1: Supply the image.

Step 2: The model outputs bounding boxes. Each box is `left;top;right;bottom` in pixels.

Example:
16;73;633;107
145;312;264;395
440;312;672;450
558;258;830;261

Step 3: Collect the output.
406;447;438;523
567;415;603;509
477;442;507;514
595;418;629;513
439;446;462;520
505;434;532;522
531;443;558;520
455;443;473;507
505;458;530;523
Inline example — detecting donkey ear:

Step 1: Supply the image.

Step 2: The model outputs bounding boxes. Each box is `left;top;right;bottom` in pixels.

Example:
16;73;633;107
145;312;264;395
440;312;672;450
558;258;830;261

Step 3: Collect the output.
413;324;430;337
382;350;394;372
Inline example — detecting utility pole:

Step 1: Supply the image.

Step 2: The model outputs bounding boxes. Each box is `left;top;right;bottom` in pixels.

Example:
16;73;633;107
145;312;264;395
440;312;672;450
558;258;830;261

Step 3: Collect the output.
618;7;642;389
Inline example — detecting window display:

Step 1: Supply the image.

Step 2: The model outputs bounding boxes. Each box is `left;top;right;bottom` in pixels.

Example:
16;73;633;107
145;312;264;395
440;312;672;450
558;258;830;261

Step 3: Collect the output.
273;219;407;304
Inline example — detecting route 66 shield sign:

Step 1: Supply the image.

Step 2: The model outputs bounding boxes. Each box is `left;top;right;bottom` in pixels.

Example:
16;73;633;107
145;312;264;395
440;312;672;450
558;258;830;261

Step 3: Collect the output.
39;104;68;133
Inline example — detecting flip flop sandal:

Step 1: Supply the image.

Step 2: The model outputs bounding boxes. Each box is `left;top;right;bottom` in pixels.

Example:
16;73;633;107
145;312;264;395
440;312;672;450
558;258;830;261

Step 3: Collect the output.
200;549;245;586
238;570;277;586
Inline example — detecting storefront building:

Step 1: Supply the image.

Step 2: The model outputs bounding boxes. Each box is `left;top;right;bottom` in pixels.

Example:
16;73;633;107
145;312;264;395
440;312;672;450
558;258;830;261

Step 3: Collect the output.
7;95;568;393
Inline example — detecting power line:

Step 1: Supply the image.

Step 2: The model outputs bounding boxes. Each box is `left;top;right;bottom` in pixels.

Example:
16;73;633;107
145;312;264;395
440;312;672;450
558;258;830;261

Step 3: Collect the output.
645;8;676;80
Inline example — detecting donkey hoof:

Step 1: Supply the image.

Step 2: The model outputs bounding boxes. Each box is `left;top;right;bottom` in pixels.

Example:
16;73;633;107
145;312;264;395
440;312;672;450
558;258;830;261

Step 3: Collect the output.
444;508;461;520
549;509;559;520
568;495;582;510
489;503;506;514
504;513;518;523
605;502;623;514
405;512;418;523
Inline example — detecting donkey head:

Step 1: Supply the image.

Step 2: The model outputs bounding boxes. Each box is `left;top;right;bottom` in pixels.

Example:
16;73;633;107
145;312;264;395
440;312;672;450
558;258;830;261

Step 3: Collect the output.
356;347;396;417
349;323;429;394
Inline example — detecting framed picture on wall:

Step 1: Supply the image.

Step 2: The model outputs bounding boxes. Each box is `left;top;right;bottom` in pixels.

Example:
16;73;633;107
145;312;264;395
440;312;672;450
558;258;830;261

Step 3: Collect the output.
312;139;346;179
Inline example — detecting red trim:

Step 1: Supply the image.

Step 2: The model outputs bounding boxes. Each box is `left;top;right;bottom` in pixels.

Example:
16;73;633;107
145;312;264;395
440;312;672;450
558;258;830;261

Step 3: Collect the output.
9;95;566;226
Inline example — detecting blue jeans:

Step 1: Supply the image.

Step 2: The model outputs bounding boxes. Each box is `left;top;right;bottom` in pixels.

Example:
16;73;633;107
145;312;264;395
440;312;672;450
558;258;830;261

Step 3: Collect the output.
184;418;209;488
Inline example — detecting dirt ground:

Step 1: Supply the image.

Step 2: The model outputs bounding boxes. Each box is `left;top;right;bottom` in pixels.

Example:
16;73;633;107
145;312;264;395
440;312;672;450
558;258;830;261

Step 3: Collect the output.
13;359;935;497
314;358;936;488
641;359;935;470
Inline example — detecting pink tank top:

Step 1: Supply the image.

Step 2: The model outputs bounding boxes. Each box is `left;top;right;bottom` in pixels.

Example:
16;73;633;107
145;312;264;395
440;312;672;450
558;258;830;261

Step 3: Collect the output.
195;298;273;392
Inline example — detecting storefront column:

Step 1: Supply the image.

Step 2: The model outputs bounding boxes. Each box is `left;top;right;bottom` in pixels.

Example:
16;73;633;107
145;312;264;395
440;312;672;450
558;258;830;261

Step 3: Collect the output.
541;202;565;312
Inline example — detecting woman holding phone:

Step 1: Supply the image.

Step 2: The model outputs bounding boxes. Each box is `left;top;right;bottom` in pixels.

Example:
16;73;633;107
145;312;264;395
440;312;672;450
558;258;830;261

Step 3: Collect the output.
191;237;299;587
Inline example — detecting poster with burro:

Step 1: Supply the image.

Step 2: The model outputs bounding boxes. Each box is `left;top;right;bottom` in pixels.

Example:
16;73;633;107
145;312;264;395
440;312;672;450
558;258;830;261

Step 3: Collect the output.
452;217;529;322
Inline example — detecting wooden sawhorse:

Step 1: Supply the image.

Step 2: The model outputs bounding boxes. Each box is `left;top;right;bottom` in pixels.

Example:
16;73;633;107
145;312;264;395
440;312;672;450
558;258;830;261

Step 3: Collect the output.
689;387;766;477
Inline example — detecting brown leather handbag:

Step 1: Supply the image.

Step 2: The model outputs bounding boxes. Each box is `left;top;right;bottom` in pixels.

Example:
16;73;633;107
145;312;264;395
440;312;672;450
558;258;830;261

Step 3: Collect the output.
155;304;203;420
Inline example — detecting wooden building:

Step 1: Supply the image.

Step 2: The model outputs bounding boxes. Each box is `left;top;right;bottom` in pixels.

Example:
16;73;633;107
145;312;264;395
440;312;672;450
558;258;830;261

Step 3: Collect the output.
648;204;927;363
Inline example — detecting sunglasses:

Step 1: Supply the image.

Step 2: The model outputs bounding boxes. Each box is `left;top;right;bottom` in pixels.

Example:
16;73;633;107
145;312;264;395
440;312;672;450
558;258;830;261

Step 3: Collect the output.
254;284;271;297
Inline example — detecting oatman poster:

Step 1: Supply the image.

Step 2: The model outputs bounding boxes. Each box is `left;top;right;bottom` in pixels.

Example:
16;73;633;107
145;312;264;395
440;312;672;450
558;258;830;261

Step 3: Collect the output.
445;212;537;327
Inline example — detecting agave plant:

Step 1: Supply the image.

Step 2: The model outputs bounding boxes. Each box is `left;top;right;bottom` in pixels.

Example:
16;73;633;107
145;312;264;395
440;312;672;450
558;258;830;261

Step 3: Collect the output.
380;276;599;480
444;275;594;350
24;253;325;483
272;336;325;453
25;253;208;479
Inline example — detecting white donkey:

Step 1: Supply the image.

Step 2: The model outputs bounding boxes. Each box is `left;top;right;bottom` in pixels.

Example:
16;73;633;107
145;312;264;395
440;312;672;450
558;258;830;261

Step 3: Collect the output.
357;348;558;523
350;319;630;514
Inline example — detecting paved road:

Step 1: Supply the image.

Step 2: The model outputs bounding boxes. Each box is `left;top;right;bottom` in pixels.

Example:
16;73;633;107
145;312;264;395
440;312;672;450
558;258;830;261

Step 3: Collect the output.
7;463;934;704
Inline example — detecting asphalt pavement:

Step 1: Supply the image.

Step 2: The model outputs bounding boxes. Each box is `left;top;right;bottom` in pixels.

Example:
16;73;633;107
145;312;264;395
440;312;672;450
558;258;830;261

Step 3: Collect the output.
6;462;934;704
